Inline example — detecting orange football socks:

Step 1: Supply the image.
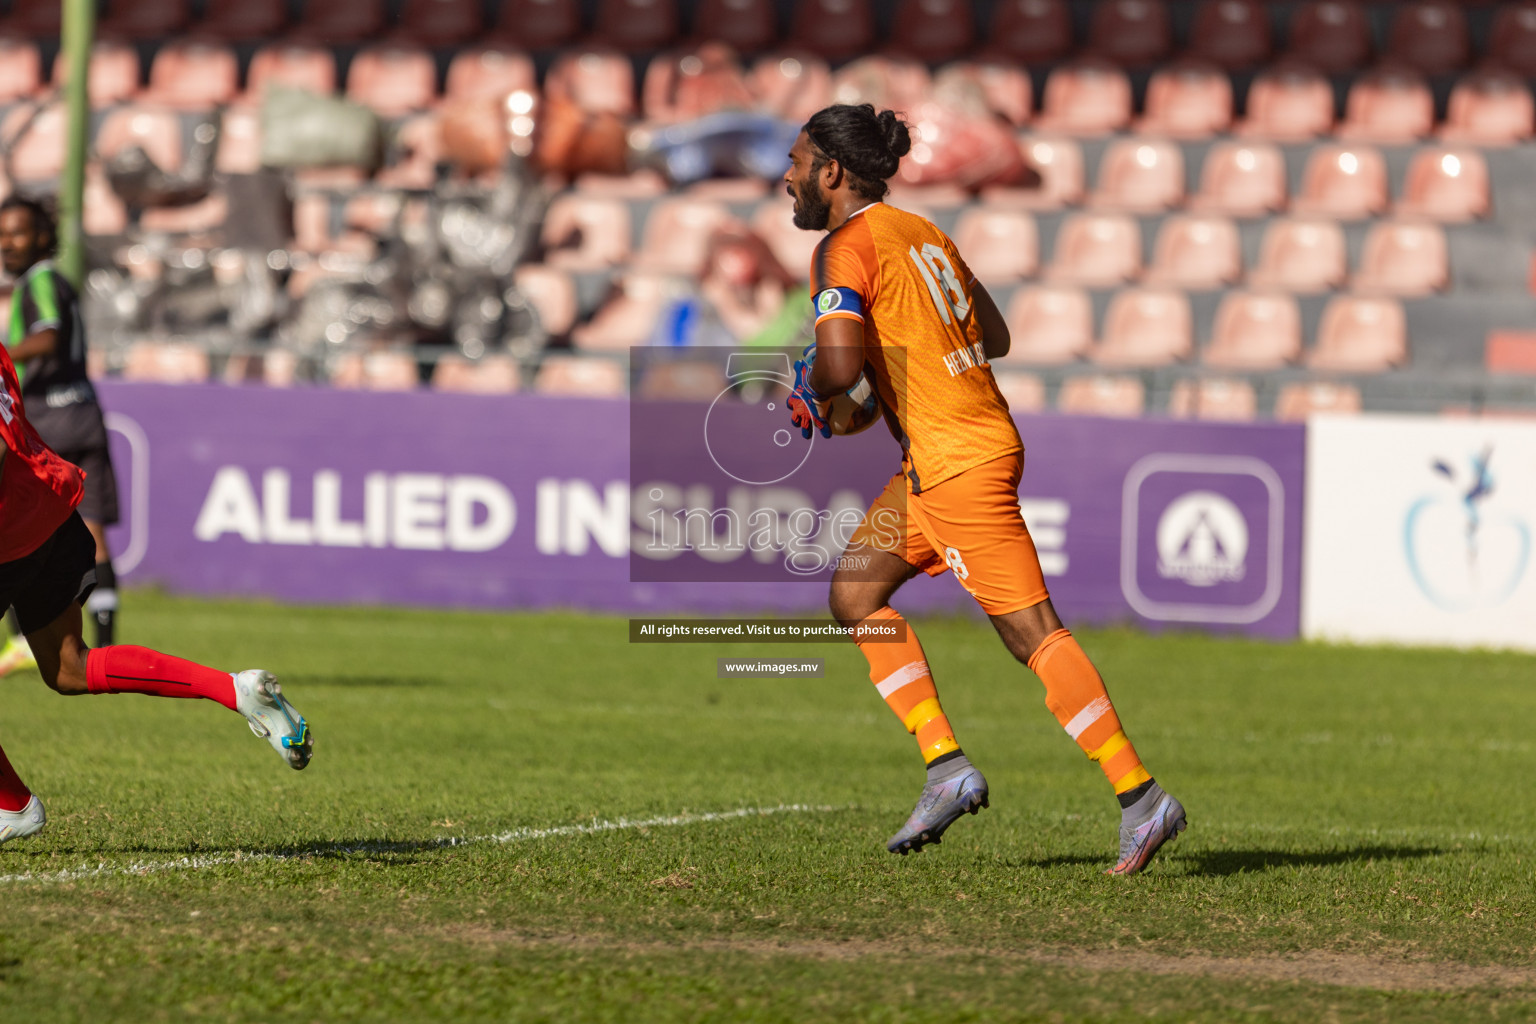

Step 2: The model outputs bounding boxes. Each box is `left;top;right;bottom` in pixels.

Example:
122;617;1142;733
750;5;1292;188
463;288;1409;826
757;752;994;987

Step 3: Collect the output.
1027;628;1152;796
856;607;960;764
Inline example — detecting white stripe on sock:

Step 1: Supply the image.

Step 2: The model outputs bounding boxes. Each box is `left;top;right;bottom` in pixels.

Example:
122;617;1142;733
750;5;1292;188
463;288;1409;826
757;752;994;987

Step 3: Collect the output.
1064;696;1113;740
875;660;930;699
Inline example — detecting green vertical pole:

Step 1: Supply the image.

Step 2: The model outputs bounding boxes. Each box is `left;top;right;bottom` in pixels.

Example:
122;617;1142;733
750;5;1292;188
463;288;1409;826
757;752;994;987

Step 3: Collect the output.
57;0;94;288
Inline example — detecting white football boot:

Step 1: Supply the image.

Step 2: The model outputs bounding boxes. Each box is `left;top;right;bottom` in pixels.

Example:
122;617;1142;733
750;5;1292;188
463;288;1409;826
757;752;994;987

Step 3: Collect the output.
233;670;313;770
0;794;46;846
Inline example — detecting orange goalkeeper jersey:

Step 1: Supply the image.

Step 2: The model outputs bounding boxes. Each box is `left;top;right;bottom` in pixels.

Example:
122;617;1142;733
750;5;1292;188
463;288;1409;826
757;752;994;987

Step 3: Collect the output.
810;202;1021;494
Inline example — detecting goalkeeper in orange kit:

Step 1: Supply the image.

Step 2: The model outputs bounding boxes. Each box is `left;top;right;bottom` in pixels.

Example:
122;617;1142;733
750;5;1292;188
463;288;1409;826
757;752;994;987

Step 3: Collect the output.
783;103;1185;875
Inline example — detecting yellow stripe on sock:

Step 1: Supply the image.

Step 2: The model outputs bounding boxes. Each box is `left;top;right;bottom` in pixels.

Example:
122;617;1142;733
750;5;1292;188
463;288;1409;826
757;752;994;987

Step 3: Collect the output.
922;735;959;763
1087;729;1130;765
1113;765;1152;795
902;697;944;735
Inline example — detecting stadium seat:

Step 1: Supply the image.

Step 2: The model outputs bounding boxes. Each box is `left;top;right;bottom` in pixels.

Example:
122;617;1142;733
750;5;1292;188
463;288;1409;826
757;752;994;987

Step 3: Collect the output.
535;355;626;396
1308;295;1408;372
331;351;420;391
545;51;637;118
446;49;538;101
1484;331;1536;374
638;360;731;400
493;0;583;48
1489;2;1536;77
748;52;833;121
396;0;485;47
643;43;759;122
1092;288;1193;368
751;196;819;282
540;194;633;270
572;272;683;350
1090;138;1185;213
888;0;975;63
214;105;262;173
53;42;141;108
1136;62;1233;138
0;40;41;103
1087;0;1172;66
1352;220;1448;297
291;0;385;44
144;42;239;111
1167;378;1257;421
1292;145;1388;220
593;0;680;52
985;0;1073;64
1188;142;1286;216
5;103;65;184
787;0;875;60
692;0;780;53
1036;61;1132;136
1000;285;1093;364
246;45;338;98
1275;380;1362;420
1203;290;1302;368
514;263;580;338
98;0;189;40
347;47;438;118
1385;1;1469;76
121;341;211;383
1441;69;1535;146
952;207;1038;284
981;136;1084;210
1285;2;1373;74
195;0;288;41
96;105;185;173
829;55;930;112
1145;215;1242;289
1248;218;1347;293
431;354;522;393
0;0;60;37
82;162;128;237
1236;65;1334;140
1057;375;1146;417
141;191;230;235
1185;0;1271;70
1337;67;1435;144
1046;213;1141;287
1396;148;1491;221
993;371;1047;412
634;198;732;275
935;61;1032;127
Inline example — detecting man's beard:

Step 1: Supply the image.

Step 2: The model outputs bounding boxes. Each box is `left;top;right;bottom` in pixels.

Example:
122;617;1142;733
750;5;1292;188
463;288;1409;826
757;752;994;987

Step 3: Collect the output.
790;178;832;231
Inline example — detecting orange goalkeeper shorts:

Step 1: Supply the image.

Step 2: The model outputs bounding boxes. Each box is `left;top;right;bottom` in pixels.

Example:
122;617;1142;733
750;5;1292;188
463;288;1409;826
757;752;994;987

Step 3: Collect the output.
847;451;1051;616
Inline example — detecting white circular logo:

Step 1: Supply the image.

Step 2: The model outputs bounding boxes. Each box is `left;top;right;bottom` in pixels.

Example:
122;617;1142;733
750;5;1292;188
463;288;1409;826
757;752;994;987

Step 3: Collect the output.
817;290;841;314
1156;491;1248;588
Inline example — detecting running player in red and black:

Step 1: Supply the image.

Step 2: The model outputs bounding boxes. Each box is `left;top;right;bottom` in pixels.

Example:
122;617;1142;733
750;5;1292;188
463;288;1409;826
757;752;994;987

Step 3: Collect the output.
0;339;312;846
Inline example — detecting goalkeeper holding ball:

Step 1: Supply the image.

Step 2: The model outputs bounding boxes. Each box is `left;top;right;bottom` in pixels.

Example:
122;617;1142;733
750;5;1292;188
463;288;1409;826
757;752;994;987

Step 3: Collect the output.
783;103;1185;875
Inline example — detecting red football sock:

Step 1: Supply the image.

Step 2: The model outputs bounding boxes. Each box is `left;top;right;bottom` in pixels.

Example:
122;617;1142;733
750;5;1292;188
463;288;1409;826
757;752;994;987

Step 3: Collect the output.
86;646;237;710
0;741;32;813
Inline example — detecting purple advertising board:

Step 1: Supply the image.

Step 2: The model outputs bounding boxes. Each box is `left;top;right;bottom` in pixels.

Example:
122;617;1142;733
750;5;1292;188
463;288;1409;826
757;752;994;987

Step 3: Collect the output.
98;382;1304;636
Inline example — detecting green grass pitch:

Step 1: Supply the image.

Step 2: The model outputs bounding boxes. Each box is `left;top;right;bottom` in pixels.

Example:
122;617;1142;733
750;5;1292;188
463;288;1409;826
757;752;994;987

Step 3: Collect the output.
2;592;1536;1022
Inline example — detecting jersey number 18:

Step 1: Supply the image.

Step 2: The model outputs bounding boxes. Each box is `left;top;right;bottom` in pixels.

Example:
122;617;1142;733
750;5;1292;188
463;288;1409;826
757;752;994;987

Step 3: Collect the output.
909;243;970;326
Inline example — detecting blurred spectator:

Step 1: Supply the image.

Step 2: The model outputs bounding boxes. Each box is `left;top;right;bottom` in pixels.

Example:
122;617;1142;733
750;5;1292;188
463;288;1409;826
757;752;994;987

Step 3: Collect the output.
697;227;810;348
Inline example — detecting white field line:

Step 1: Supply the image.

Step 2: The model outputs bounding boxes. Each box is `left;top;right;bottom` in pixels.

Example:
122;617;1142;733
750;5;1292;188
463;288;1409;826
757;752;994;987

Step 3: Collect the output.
0;803;846;887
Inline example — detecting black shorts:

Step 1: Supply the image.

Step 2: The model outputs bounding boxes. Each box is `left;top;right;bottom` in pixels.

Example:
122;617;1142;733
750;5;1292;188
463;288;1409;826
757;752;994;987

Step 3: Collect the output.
29;402;120;526
0;512;97;635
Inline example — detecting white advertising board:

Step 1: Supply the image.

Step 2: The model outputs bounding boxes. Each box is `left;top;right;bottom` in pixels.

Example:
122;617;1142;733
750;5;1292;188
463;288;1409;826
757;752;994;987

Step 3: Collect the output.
1304;414;1536;651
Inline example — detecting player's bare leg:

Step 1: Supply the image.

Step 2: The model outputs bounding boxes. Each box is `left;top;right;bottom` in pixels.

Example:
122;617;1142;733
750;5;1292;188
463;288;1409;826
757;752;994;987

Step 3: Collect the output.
25;601;312;768
831;547;989;855
991;600;1185;875
82;519;117;646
